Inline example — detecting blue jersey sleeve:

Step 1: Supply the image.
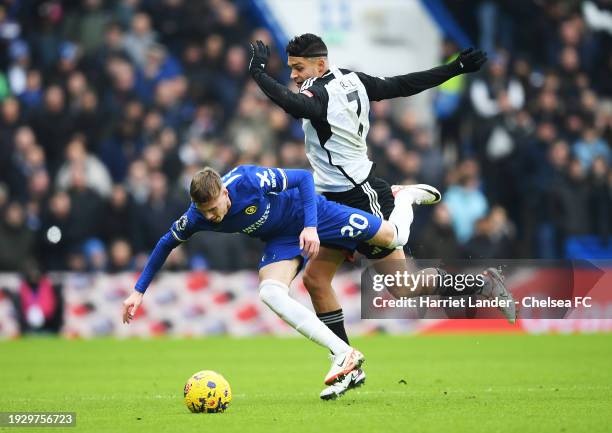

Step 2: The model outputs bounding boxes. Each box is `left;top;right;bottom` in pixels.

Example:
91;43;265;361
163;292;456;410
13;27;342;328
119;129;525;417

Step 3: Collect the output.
170;206;200;242
135;207;200;293
245;166;288;194
134;231;179;293
283;169;317;228
243;166;317;228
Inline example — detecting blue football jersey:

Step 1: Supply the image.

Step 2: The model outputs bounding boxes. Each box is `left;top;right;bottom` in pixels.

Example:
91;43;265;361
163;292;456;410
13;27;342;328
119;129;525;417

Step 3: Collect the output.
171;165;310;242
134;165;383;292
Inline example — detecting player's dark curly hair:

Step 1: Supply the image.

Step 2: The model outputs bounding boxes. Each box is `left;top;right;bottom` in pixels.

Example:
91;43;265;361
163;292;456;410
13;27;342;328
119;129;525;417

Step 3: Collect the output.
286;33;328;57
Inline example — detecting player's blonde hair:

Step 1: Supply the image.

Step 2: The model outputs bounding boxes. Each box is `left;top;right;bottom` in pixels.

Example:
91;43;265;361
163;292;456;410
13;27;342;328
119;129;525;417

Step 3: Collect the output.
190;167;222;205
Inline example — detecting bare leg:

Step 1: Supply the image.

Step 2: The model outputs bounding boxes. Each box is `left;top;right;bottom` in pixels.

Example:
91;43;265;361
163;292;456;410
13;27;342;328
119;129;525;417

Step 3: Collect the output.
303;247;346;313
303;246;350;344
259;257;301;286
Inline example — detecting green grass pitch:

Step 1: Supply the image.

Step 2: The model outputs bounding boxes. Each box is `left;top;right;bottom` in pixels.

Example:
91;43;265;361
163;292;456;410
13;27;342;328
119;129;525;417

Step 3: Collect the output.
1;334;611;432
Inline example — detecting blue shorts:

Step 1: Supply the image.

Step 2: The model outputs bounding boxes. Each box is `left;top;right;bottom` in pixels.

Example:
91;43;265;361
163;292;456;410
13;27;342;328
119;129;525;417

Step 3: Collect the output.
259;199;382;269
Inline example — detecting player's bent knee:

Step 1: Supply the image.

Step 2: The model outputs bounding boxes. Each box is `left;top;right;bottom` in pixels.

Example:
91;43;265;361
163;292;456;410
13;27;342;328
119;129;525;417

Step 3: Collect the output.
370;221;403;248
258;279;289;306
302;271;321;293
302;268;334;293
392;223;409;248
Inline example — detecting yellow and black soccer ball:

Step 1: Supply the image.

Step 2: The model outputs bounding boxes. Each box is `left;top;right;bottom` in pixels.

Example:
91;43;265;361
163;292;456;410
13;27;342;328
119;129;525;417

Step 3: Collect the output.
183;370;232;413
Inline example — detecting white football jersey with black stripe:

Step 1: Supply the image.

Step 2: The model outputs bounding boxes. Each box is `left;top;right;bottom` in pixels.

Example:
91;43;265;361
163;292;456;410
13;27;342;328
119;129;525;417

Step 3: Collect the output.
301;66;372;193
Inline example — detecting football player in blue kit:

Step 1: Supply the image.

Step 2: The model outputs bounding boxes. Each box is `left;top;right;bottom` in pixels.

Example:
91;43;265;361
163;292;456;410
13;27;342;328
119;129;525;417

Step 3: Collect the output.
122;165;432;388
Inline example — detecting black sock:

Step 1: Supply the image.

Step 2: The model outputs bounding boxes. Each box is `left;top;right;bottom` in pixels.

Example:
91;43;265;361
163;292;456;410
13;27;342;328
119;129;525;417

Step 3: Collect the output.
317;309;350;344
433;268;485;296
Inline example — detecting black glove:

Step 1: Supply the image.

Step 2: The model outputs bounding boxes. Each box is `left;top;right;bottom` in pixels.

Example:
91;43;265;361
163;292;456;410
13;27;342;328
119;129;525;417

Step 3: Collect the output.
454;47;487;73
249;40;270;74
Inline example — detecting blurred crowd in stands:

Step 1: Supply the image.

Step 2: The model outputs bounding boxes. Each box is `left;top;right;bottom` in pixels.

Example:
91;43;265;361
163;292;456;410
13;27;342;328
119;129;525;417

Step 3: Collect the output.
0;0;610;273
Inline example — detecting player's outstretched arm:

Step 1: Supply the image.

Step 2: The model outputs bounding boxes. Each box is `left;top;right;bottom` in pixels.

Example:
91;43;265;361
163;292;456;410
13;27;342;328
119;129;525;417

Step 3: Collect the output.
122;231;180;323
248;40;326;120
357;48;487;101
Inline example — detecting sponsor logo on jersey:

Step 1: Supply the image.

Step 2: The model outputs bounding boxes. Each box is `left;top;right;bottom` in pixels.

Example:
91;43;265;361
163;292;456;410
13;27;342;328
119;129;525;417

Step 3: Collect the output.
242;203;271;234
245;205;257;215
256;169;279;189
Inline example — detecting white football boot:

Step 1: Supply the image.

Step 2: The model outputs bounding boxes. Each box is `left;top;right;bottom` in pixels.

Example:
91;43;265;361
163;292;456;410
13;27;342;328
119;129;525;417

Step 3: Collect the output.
324;348;365;385
320;368;366;400
391;184;441;205
480;267;517;324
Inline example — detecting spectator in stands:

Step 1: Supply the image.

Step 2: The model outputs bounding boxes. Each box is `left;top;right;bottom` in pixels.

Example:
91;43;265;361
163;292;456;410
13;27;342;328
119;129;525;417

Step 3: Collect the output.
38;191;75;270
100;96;145;181
62;0;110;56
19;69;43;113
8;127;46;202
444;160;489;244
30;85;74;173
464;206;515;258
0;97;22;166
56;134;113;198
100;184;137;247
551;158;592;251
534;139;572;258
82;238;107;271
434;39;468;156
470;51;525;119
7;39;29;96
84;21;128;85
109;238;135;272
414;203;460;260
0;202;34;270
124;12;157;68
0;4;21;71
13;259;63;334
589;156;611;241
133;171;182;253
64;164;104;246
573;124;611;170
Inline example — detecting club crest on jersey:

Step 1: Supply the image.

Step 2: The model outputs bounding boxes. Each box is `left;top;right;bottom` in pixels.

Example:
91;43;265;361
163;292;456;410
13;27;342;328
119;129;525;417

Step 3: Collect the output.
177;215;188;231
245;205;257;215
243;203;271;234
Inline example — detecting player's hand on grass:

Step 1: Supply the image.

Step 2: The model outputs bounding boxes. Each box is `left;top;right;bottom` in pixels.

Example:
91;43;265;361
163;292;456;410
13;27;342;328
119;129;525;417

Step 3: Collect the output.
249;40;270;74
122;291;144;324
300;226;320;259
455;47;487;73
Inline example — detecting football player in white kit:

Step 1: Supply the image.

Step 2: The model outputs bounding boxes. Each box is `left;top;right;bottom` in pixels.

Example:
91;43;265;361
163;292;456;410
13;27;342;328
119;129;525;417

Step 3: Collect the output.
248;34;515;399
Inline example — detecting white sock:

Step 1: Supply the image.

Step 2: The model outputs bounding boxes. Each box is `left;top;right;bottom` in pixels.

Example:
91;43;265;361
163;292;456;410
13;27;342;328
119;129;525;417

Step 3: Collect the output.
387;190;414;248
259;279;351;355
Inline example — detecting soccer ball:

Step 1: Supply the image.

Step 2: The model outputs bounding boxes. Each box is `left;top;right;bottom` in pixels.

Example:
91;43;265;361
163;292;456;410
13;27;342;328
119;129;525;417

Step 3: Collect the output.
184;370;232;413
